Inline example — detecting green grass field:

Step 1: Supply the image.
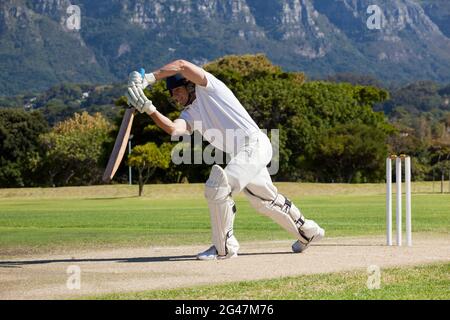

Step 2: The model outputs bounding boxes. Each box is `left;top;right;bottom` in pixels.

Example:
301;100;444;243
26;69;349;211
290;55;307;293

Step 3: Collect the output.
0;183;448;256
0;183;449;301
94;262;450;300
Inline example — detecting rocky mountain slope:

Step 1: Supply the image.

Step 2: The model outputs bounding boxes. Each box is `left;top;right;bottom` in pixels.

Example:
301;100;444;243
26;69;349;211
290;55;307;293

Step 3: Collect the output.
0;0;449;95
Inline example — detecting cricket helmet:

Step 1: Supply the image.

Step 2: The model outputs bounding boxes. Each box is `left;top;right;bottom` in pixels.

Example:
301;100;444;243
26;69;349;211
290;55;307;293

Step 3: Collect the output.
166;74;196;107
166;74;188;93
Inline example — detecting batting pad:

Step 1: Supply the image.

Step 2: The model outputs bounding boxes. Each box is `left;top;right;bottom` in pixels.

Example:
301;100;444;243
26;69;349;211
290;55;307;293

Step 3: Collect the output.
244;189;311;245
205;165;239;256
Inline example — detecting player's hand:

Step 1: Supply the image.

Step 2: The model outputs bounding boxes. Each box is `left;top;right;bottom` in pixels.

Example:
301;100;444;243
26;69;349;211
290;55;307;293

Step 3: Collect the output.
126;84;156;116
128;71;156;90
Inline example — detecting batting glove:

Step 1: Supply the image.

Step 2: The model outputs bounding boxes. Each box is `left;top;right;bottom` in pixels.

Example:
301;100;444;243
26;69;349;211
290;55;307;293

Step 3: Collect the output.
126;84;157;116
128;70;156;90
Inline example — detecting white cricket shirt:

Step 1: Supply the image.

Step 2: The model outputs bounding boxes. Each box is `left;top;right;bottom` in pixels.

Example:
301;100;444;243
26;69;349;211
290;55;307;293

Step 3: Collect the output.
179;71;260;154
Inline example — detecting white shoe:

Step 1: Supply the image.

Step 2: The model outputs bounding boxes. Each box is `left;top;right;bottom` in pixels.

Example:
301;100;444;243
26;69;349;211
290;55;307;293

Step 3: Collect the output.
197;246;218;261
196;245;238;261
292;226;325;253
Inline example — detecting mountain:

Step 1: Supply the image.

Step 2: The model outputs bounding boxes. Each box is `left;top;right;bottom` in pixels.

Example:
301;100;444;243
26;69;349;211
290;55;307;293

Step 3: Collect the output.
0;0;114;95
418;0;450;38
313;0;450;83
0;0;449;95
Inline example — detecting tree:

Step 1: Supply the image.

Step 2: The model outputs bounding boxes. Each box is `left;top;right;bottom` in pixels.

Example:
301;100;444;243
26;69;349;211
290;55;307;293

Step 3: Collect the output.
203;55;391;181
387;81;443;114
308;124;389;183
116;54;391;183
326;73;384;88
0;109;49;187
127;143;172;196
39;112;111;186
205;54;306;92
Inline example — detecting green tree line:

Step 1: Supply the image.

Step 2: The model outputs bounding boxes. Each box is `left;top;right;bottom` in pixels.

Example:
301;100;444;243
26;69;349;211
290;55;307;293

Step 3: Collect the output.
1;55;449;188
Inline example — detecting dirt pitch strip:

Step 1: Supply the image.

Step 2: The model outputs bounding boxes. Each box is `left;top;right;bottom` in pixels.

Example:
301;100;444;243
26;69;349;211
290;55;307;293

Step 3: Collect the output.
0;235;448;300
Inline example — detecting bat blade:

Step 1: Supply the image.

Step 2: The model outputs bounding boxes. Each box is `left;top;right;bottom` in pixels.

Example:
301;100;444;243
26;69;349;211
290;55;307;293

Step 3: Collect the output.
102;108;135;183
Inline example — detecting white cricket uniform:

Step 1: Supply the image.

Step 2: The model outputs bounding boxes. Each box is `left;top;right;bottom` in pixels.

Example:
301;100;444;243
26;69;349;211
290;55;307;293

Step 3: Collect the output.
180;71;259;155
179;71;273;193
179;71;324;257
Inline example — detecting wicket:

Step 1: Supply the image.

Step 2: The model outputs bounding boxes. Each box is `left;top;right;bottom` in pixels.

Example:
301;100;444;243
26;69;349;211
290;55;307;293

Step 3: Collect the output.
386;155;412;247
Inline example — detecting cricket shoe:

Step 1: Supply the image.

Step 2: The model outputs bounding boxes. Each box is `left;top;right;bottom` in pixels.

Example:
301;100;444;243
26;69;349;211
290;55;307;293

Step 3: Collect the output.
292;221;325;253
196;244;239;261
197;234;240;261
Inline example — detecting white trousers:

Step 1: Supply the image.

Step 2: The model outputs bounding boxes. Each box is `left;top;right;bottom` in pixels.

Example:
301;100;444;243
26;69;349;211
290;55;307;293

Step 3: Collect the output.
206;131;320;248
225;131;274;196
204;132;321;255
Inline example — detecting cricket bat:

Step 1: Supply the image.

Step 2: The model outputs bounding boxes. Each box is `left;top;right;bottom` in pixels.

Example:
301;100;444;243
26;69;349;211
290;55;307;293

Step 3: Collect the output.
102;107;136;183
102;68;145;183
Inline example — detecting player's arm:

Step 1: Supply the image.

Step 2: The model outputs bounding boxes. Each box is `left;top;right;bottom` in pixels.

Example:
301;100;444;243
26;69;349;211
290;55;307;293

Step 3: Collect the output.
150;111;190;137
151;60;208;87
129;60;207;91
127;75;191;136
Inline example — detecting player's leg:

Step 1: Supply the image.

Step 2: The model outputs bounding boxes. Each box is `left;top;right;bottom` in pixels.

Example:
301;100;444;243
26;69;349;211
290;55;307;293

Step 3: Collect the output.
198;132;271;260
198;164;240;260
244;168;325;253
